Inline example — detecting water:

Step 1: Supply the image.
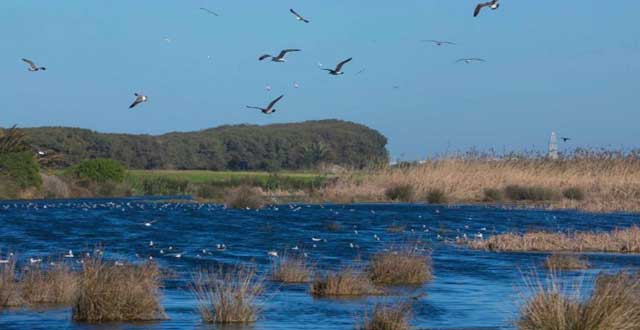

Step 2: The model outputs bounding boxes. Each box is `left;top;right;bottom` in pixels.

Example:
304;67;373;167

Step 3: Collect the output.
1;198;639;330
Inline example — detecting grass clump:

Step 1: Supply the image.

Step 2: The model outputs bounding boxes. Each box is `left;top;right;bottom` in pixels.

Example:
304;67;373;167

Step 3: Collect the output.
360;302;412;330
384;184;415;202
21;263;78;306
369;247;432;285
544;254;589;271
483;188;504;202
518;272;640;330
224;185;266;209
271;255;313;283
562;187;586;201
425;188;447;204
192;266;264;324
72;257;165;322
504;185;558;201
0;258;20;308
311;267;380;297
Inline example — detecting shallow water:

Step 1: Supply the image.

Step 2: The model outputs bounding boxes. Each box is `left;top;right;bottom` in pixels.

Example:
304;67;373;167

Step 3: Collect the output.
1;198;639;330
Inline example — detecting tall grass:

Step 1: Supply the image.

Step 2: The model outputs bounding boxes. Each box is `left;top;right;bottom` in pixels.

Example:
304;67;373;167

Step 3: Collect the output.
359;302;412;330
224;185;266;209
20;263;78;305
73;257;165;322
544;254;589;270
369;247;432;285
271;255;314;283
0;258;20;308
311;267;380;297
192;266;264;323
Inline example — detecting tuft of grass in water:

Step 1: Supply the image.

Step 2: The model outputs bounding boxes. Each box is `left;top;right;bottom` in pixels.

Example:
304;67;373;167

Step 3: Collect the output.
224;185;266;209
20;262;78;306
324;221;343;232
384;184;415;202
518;272;640;330
425;188;447;204
192;265;264;324
562;187;586;201
0;258;21;308
504;185;558;201
311;267;380;297
386;224;406;233
483;188;504;202
359;302;412;330
271;255;314;283
464;226;640;253
369;247;432;285
72;257;165;322
544;254;589;271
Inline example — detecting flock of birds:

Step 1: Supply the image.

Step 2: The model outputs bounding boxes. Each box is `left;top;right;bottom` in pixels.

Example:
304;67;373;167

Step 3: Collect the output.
19;1;508;115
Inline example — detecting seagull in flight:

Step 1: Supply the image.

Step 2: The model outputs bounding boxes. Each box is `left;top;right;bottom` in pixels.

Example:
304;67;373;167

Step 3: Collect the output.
561;137;571;142
259;49;301;62
423;40;456;46
456;58;485;64
246;95;284;114
129;93;148;109
22;58;46;71
474;0;500;17
199;7;219;16
289;9;309;23
322;58;352;75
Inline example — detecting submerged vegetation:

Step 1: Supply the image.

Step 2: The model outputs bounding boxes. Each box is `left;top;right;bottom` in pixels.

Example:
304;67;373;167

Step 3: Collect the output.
544;254;590;270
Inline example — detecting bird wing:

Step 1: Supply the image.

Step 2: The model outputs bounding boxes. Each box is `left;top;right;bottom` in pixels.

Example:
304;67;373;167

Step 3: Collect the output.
471;58;486;62
473;2;488;17
246;106;264;111
267;95;284;109
335;57;352;71
129;99;141;109
22;58;37;69
290;9;303;19
258;54;272;61
277;49;301;58
199;7;219;16
455;59;467;63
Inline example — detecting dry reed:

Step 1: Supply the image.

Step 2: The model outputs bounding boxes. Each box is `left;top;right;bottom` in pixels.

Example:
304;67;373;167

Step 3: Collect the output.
271;254;313;283
311;267;380;297
369;248;432;285
544;254;589;270
20;262;78;305
224;185;266;209
359;302;412;330
0;258;20;308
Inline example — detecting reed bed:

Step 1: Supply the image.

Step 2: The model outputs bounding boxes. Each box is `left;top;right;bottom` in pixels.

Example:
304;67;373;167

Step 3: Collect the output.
311;267;380;297
271;254;314;283
518;272;640;330
73;257;165;322
359;302;412;330
369;248;432;285
463;226;640;253
322;155;640;212
20;262;78;305
0;258;20;308
544;254;589;270
192;266;264;324
224;185;266;209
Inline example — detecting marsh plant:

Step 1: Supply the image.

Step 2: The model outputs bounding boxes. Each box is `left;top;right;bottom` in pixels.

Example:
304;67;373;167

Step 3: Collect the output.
384;184;415;202
271;254;314;283
20;262;78;306
369;247;433;285
544;254;589;271
359;302;412;330
224;185;266;209
311;267;380;297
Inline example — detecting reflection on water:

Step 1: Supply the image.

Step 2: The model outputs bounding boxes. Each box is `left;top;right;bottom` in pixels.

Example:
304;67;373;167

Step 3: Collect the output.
1;198;639;329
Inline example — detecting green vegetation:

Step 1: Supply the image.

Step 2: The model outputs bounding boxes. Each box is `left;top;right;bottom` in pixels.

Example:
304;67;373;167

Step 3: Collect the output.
0;126;42;198
69;158;126;183
23;120;388;171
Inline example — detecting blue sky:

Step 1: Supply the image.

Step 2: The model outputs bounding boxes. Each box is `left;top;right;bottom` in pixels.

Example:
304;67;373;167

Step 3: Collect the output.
1;1;639;160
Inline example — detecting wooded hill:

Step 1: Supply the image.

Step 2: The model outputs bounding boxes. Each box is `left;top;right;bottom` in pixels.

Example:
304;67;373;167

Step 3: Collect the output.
20;120;388;170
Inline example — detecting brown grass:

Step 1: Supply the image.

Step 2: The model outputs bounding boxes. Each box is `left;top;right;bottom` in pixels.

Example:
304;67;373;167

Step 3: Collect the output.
518;272;640;330
224;185;266;209
271;254;313;283
359;302;412;330
20;262;78;306
369;248;432;285
463;226;640;253
192;265;264;323
544;254;589;270
311;267;380;297
321;156;640;213
73;257;165;322
0;258;21;308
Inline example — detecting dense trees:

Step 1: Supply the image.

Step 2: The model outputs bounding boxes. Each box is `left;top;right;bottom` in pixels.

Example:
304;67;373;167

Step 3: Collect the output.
22;120;388;170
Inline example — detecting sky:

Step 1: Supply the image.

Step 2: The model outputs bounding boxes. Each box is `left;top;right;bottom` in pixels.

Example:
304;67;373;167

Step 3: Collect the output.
1;1;639;160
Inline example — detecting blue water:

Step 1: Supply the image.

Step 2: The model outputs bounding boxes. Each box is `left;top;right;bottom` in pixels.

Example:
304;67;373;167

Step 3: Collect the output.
1;198;639;330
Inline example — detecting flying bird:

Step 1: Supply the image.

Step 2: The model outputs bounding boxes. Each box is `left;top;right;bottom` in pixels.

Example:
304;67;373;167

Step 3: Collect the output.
258;49;301;62
199;7;219;16
246;95;284;114
290;9;310;23
129;93;148;109
22;58;46;71
561;137;571;142
456;58;485;64
423;40;456;46
474;0;500;17
322;58;352;75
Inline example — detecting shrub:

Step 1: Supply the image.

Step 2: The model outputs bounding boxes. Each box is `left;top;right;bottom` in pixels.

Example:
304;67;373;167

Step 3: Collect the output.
41;174;70;199
360;302;411;330
384;184;415;202
0;258;20;308
311;267;380;297
483;188;504;202
562;187;586;201
369;248;432;285
21;263;78;305
0;151;42;190
192;266;264;323
71;158;125;183
224;185;265;209
504;185;558;201
141;177;189;196
271;255;313;283
544;254;589;271
193;183;225;200
73;257;165;322
426;188;447;204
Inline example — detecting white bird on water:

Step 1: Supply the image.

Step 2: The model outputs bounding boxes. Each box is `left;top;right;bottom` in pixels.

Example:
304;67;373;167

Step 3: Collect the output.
30;258;42;264
64;250;74;258
144;220;157;227
268;251;278;257
311;237;322;242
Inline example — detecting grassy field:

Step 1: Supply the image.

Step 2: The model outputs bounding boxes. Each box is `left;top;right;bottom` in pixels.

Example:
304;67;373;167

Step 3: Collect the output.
126;170;324;184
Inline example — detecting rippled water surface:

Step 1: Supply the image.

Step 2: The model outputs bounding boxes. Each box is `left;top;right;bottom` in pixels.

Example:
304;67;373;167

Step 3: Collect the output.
1;198;639;330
